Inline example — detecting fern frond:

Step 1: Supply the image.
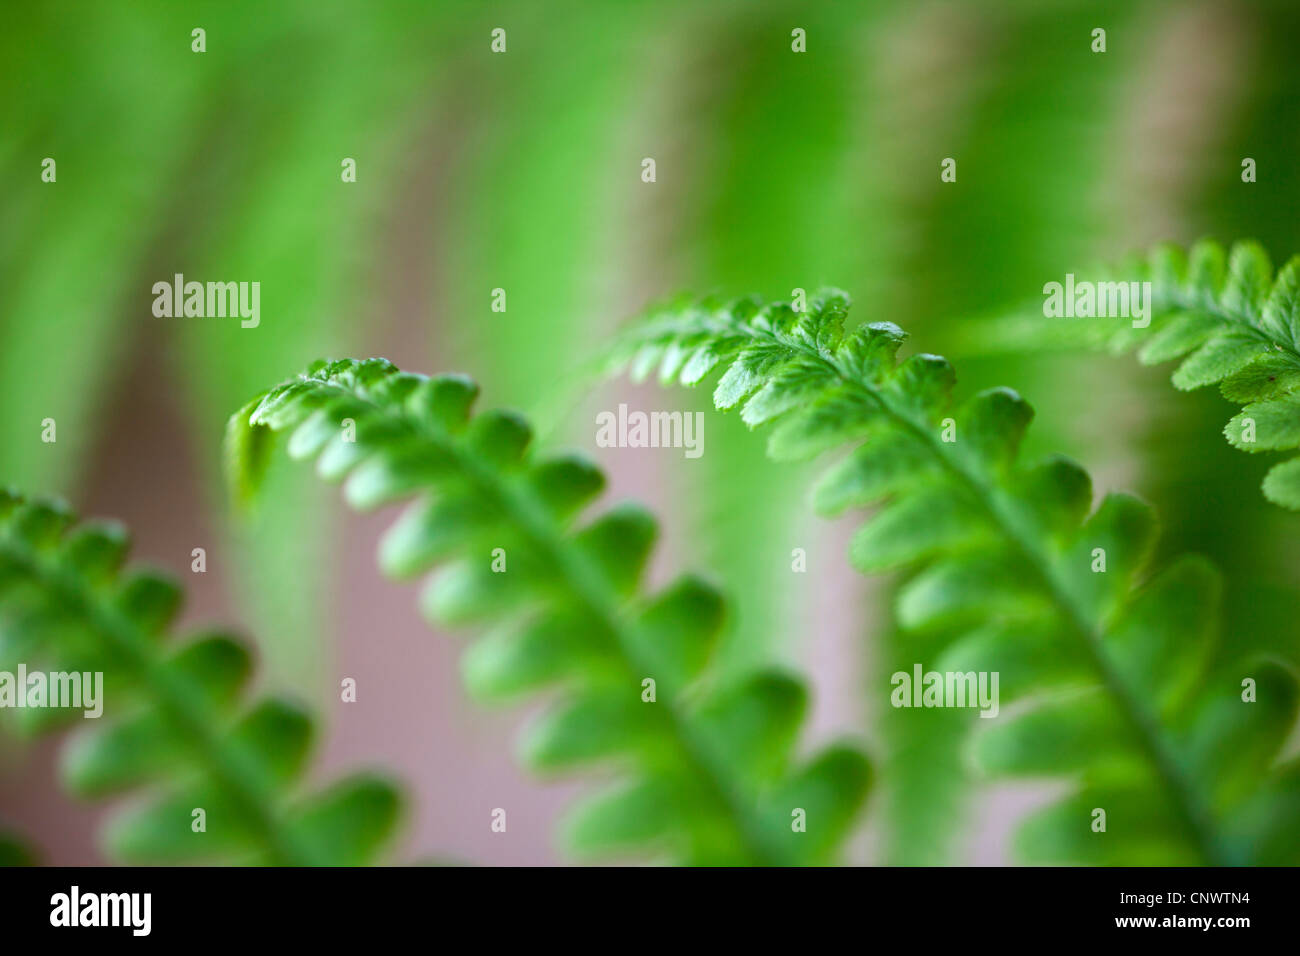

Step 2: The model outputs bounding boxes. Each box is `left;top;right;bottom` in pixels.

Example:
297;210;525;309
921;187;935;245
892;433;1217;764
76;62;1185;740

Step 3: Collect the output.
610;290;1300;865
227;358;871;866
0;490;402;865
975;239;1300;509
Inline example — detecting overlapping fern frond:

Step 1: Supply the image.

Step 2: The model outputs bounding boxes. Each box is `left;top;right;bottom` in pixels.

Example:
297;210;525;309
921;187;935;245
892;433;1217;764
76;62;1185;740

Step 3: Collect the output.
0;490;402;865
610;290;1300;865
226;358;871;866
974;239;1300;509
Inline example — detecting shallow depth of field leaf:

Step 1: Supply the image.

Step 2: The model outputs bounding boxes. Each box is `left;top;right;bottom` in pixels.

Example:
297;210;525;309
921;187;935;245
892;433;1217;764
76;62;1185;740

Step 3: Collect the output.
974;239;1300;510
0;491;402;865
610;288;1300;866
227;358;872;866
0;827;35;866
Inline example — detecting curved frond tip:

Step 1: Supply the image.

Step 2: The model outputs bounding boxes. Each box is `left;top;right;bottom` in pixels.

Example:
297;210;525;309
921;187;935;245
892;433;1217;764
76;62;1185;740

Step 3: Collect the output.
228;357;872;866
978;239;1300;509
611;288;1300;866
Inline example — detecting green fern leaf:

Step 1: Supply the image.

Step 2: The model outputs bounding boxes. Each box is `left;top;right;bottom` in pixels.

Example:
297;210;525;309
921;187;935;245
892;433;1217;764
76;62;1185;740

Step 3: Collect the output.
610;290;1300;866
978;239;1300;508
0;490;402;865
227;358;871;866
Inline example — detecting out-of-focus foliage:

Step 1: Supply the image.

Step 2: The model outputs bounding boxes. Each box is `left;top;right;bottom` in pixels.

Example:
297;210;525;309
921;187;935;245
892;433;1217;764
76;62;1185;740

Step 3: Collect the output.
0;490;403;865
6;0;1300;865
977;239;1300;509
0;827;36;866
228;358;872;865
613;290;1300;864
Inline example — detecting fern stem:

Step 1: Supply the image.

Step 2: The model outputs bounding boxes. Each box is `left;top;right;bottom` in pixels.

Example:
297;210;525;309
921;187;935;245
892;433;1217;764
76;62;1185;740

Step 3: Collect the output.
0;533;321;866
1156;285;1300;368
700;314;1232;866
894;440;1230;866
307;380;789;866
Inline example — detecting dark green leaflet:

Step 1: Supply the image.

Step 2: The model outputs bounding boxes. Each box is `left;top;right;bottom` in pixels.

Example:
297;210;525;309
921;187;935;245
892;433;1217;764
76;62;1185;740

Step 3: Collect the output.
0;490;402;865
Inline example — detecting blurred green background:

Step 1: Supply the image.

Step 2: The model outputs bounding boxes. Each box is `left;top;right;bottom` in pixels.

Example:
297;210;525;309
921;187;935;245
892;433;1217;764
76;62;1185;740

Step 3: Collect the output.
2;0;1298;864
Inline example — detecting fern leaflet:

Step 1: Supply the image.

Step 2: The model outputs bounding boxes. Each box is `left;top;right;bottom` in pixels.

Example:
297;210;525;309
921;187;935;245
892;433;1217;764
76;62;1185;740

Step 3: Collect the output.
227;358;871;865
975;239;1300;509
610;289;1300;865
0;490;402;865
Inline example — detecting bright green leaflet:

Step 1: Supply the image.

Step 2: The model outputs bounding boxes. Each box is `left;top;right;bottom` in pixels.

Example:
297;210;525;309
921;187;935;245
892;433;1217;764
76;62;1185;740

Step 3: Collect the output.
611;288;1300;865
976;240;1300;510
227;358;871;865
